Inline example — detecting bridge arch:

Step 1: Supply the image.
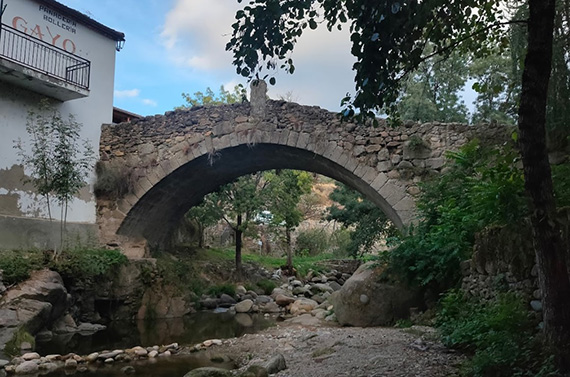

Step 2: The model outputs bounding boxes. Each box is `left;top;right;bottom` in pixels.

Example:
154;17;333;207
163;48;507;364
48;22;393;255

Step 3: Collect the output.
97;91;508;254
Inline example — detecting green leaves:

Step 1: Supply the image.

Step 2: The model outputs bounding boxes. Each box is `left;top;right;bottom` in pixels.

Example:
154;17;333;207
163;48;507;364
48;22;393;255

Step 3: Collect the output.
227;0;509;119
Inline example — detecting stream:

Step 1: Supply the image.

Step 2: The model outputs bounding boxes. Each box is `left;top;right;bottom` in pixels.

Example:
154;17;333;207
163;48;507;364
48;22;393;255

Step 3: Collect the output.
34;310;275;377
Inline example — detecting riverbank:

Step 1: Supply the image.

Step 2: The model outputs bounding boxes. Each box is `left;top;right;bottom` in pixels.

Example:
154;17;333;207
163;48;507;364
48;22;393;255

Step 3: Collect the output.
216;319;463;377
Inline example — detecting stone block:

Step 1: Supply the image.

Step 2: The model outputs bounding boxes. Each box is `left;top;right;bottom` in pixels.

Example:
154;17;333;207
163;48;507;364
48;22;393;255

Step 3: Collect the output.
278;129;291;145
393;196;415;212
371;173;388;191
287;131;300;147
379;182;406;206
296;132;310;149
377;161;393;172
345;157;359;173
362;167;378;184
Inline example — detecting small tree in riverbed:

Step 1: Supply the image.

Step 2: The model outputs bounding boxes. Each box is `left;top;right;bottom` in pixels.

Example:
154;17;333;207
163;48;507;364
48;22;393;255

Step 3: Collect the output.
14;99;94;254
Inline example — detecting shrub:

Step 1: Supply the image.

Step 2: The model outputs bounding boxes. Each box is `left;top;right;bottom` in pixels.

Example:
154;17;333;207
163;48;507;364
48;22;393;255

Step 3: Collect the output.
0;250;44;285
93;160;135;200
51;248;127;281
437;291;557;376
387;141;527;292
207;283;236;297
256;279;277;295
295;229;330;256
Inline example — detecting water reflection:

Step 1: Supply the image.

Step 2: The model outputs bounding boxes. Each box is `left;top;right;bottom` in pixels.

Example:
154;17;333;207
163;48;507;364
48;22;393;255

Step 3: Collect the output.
36;311;274;357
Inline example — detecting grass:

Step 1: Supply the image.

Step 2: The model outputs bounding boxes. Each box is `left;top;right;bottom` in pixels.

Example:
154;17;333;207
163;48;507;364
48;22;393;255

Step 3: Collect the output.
199;247;338;277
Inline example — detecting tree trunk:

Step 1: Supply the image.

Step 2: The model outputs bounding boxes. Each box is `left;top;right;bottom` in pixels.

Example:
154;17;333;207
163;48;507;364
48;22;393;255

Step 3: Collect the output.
518;0;570;371
286;227;293;275
235;214;243;277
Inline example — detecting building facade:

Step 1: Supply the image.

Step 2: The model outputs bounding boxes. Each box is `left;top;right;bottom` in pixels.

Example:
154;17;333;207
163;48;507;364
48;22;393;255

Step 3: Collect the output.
0;0;124;249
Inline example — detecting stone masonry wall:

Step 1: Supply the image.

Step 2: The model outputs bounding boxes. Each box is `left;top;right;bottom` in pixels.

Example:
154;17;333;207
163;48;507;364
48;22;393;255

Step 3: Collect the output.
98;98;511;253
461;208;570;320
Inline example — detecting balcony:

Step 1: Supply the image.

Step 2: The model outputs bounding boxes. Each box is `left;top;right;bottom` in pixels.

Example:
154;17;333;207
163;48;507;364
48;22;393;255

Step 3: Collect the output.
0;23;90;101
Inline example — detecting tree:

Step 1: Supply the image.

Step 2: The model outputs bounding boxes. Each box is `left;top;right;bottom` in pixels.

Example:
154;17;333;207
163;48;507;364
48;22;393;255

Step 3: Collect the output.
191;174;265;275
227;0;570;370
14;99;94;254
397;49;469;123
327;184;396;258
264;170;312;272
178;84;247;108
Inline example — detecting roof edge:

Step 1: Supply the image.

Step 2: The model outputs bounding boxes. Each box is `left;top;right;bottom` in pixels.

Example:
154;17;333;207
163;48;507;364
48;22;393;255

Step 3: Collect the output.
36;0;125;42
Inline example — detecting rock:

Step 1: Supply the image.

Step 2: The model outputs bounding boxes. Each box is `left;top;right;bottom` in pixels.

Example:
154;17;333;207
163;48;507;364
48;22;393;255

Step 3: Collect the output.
200;298;219;310
290;298;318;315
330;262;422;326
286;313;321;326
0;270;69;334
52;314;78;333
235;299;254;313
19;341;33;350
260;302;280;313
121;366;136;375
292;286;310;296
21;352;40;361
148;350;159;358
0;359;9;368
328;281;342;292
236;285;247;295
183;367;233;377
77;322;106;333
38;362;58;372
85;352;99;362
310;284;334;294
290;280;303;287
219;294;236;306
15;361;39;374
263;353;287;374
275;294;295;307
531;300;543;312
270;288;291;299
65;359;78;368
255;295;272;304
99;351;123;359
240;365;269;377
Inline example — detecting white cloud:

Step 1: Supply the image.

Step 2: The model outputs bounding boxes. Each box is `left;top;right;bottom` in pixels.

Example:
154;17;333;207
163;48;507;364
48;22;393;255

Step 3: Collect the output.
160;0;358;111
142;99;158;107
114;89;140;98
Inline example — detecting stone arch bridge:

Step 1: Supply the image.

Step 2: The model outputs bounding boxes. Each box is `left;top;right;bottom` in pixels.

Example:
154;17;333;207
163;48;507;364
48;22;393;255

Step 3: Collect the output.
97;86;508;256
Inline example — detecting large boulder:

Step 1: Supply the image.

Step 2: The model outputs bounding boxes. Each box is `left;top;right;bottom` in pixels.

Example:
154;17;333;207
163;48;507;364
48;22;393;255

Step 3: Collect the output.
0;269;70;335
330;262;422;326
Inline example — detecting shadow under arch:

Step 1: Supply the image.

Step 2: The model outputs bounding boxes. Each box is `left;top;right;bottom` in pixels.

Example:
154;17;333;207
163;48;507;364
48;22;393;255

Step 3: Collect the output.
117;143;409;249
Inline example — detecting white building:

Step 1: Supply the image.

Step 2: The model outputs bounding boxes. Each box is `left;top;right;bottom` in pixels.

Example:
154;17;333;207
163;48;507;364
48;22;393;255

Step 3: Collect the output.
0;0;124;249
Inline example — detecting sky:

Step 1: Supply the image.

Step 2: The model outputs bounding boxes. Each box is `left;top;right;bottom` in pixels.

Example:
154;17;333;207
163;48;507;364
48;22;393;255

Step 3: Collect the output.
54;0;359;117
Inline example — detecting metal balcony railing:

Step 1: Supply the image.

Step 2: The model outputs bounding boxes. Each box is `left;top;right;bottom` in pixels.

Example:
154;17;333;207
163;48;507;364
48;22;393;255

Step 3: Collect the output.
0;23;90;90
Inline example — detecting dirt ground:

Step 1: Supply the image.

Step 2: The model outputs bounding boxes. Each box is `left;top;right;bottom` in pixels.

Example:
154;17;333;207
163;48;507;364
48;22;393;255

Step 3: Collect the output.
216;317;464;377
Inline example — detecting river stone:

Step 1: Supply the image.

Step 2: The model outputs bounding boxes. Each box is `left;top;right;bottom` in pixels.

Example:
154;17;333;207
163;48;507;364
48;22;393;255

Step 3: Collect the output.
262;353;287;374
241;365;269;377
236;286;247;295
255;295;272;304
65;359;78;368
85;352;99;362
148;350;159;358
200;298;219;310
290;298;318;315
38;362;58;372
0;359;9;368
270;288;291;299
235;299;254;313
21;352;40;361
183;367;233;377
275;294;295;307
531;300;543;312
330;262;422;327
260;302;280;313
310;284;334;294
328;281;342;291
219;294;236;305
15;361;39;374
